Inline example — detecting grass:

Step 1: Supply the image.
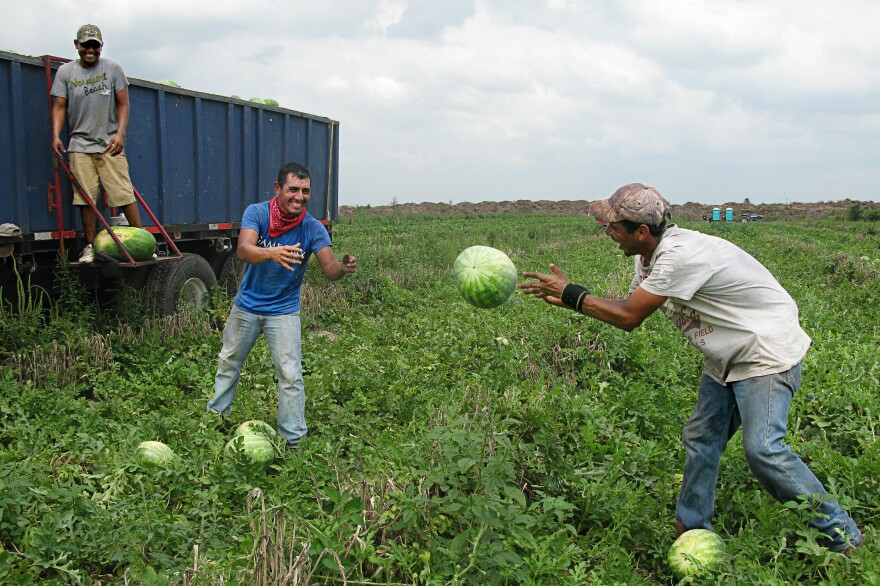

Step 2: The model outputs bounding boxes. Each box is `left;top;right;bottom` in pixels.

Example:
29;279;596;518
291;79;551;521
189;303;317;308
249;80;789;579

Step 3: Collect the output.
0;213;877;584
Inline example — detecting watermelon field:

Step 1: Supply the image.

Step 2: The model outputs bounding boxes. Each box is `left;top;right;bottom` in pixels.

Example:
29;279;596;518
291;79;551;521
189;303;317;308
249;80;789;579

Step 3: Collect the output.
1;211;878;584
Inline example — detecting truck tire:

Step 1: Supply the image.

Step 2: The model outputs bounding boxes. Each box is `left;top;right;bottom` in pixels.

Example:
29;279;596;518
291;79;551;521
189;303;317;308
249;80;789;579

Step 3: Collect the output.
219;253;246;298
147;253;217;316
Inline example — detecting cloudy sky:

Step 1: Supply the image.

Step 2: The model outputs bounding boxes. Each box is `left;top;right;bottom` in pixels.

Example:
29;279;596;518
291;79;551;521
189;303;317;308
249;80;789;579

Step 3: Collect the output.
7;1;880;207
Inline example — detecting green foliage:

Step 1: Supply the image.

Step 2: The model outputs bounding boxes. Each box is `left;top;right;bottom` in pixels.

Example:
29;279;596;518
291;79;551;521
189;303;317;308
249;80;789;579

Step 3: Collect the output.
0;259;97;356
0;262;52;353
848;202;863;221
0;214;877;583
843;204;880;223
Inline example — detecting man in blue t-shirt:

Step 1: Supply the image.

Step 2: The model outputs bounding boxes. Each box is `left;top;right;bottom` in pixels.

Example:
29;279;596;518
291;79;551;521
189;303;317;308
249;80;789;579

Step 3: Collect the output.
207;161;357;448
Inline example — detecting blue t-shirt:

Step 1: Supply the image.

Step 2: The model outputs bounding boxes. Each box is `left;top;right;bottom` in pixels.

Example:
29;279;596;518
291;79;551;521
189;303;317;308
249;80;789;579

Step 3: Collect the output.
234;202;332;315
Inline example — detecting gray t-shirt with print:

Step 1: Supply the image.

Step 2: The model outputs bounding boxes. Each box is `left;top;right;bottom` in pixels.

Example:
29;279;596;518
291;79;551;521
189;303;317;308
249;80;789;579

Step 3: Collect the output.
50;58;128;153
631;225;811;384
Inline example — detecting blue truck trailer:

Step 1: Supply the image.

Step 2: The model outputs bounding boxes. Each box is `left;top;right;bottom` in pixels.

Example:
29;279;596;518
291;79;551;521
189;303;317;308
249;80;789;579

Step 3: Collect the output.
0;50;339;315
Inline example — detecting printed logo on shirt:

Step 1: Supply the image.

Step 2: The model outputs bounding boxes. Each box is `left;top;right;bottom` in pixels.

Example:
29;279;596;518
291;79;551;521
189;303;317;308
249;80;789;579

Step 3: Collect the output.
83;82;111;97
256;236;305;273
649;265;674;289
257;236;287;248
669;303;714;348
68;73;108;88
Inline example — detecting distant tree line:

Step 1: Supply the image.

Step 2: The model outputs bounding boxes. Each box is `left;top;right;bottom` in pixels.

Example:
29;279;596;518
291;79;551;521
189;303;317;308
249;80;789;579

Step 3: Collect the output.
847;202;880;221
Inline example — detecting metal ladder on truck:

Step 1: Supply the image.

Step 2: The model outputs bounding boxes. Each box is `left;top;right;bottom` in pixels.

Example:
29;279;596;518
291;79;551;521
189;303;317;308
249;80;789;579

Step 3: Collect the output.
42;55;183;268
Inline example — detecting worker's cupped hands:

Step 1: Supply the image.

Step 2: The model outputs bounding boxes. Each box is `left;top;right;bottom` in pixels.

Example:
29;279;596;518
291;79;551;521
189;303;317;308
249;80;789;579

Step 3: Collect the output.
271;244;304;271
518;263;570;307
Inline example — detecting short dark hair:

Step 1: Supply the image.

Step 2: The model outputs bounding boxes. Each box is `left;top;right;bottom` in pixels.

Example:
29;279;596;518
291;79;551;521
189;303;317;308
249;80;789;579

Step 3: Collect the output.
618;218;667;237
277;162;311;185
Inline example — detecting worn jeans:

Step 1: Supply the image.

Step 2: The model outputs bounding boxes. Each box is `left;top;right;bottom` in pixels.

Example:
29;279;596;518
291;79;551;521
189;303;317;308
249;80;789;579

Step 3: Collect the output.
676;361;861;551
207;306;306;447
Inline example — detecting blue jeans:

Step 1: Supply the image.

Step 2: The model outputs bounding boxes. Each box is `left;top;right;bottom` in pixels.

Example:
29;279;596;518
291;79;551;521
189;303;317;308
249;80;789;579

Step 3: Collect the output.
676;361;861;551
207;306;306;447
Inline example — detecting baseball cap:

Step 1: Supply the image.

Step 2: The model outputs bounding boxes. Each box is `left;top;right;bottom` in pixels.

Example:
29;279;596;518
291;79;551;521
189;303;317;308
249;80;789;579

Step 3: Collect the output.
76;24;103;45
589;183;671;226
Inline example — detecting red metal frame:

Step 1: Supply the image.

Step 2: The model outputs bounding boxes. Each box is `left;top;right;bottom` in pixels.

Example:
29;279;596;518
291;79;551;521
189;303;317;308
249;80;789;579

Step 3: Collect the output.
44;55;69;256
56;159;182;266
133;186;182;259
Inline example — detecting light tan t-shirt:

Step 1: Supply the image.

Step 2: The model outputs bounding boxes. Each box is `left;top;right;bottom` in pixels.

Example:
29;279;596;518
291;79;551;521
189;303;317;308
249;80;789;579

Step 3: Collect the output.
631;225;811;383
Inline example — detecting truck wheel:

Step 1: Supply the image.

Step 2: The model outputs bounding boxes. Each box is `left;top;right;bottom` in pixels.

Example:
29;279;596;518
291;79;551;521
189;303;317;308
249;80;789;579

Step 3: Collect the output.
219;253;246;298
147;253;217;316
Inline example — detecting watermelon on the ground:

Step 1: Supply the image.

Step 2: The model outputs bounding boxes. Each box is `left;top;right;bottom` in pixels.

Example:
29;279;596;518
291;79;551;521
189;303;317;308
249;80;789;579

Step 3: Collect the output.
452;245;518;309
224;433;275;464
234;420;280;441
94;226;156;261
136;440;175;466
668;529;726;578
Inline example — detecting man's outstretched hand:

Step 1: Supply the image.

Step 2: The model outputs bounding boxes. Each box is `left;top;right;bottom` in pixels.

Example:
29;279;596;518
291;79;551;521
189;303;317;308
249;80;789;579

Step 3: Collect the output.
518;263;570;307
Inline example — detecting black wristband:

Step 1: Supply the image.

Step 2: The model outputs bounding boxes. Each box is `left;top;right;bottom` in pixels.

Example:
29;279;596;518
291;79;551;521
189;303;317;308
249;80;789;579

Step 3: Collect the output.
561;283;589;310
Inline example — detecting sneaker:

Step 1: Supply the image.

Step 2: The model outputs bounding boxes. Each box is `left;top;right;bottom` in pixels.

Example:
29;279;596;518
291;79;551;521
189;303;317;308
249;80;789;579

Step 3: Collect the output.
79;244;95;264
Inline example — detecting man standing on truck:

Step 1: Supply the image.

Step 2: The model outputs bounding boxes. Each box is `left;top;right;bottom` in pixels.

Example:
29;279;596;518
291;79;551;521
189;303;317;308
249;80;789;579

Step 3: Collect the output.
50;24;142;264
207;161;357;449
518;183;862;554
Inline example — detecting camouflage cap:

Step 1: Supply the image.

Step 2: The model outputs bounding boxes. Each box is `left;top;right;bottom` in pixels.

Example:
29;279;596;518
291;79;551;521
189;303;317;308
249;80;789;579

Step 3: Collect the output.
589;183;671;226
76;24;103;45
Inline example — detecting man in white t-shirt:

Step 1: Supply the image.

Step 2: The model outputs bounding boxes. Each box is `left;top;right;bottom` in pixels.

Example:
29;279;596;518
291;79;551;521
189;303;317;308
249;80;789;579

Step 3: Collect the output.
519;183;862;554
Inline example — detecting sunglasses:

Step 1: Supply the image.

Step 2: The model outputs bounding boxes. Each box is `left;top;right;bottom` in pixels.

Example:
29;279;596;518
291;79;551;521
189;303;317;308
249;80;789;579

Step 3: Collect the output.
80;41;102;50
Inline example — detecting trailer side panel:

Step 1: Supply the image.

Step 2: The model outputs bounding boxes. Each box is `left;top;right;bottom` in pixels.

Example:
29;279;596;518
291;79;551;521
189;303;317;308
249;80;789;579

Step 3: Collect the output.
0;50;339;237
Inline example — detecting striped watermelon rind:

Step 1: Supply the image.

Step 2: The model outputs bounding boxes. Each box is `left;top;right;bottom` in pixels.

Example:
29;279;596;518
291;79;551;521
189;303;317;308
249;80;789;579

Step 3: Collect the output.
224;432;276;464
452;246;518;309
94;226;156;262
668;529;726;578
136;440;175;466
234;420;280;441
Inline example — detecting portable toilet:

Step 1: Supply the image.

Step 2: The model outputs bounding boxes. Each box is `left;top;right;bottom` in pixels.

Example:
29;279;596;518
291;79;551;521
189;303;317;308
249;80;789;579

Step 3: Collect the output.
712;208;721;222
725;208;734;221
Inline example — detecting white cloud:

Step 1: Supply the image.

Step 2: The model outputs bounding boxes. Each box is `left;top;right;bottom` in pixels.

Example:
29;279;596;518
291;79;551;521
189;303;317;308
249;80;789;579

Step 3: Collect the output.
546;0;574;11
359;74;409;104
367;0;408;34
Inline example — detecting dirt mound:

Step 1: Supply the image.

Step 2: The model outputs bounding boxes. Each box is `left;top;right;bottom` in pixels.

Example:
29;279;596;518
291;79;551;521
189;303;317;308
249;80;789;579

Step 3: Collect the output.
340;198;877;221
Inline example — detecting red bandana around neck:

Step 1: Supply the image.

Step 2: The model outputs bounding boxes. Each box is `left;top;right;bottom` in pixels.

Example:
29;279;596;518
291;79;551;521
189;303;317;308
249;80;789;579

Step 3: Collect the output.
268;196;306;237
